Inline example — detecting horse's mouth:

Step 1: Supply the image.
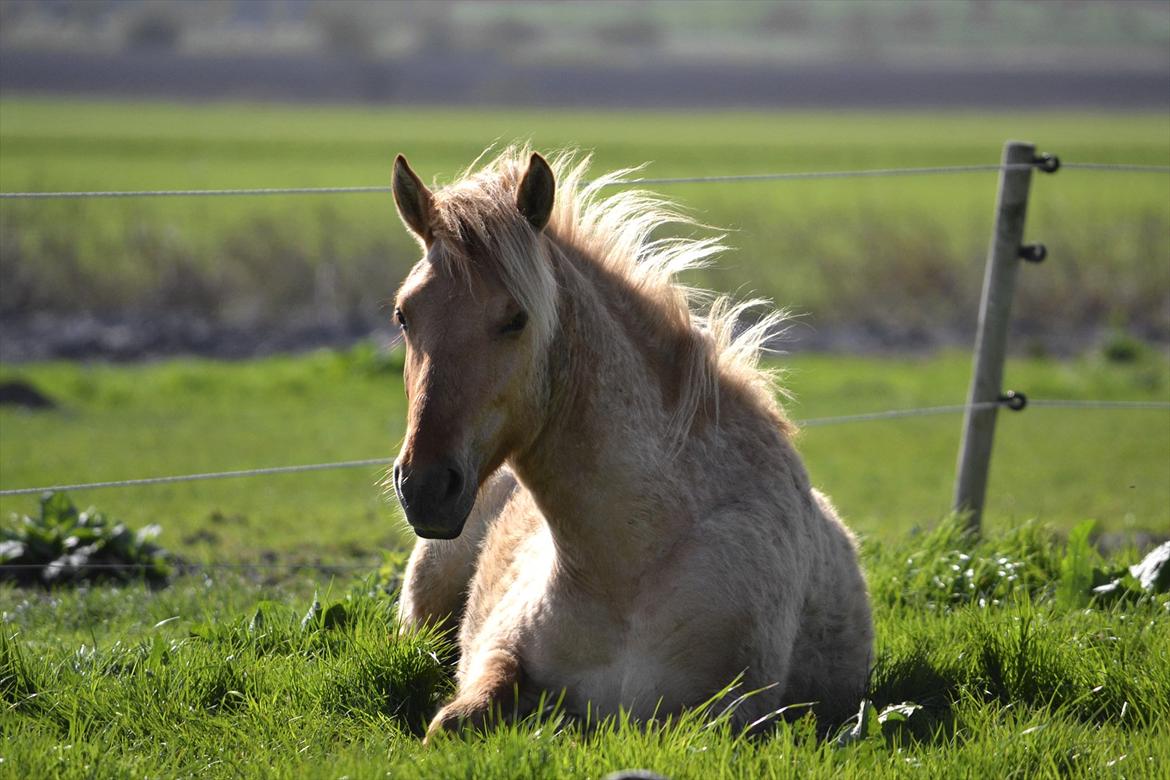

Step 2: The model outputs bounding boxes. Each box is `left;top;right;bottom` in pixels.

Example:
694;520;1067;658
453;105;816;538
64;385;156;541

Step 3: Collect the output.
394;456;477;540
403;499;473;540
410;519;466;541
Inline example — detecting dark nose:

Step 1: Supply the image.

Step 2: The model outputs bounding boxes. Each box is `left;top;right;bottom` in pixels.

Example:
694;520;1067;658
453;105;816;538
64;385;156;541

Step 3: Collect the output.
393;457;471;539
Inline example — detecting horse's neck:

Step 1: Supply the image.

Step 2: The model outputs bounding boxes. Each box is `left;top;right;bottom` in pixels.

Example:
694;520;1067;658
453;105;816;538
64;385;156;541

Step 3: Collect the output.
511;248;702;583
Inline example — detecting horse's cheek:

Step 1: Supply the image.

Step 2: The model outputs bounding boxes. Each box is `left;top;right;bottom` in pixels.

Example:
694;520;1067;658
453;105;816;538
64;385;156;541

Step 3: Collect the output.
487;351;532;419
475;364;535;464
401;347;425;404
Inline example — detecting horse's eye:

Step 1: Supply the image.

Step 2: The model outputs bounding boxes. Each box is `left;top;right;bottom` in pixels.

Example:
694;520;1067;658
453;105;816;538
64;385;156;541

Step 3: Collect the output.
501;310;528;335
395;308;408;331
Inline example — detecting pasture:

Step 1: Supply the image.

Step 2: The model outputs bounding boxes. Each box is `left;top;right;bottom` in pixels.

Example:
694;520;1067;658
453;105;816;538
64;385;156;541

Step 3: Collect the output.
3;508;1168;778
1;349;1168;559
2;98;1169;776
2;349;1168;776
2;98;1168;351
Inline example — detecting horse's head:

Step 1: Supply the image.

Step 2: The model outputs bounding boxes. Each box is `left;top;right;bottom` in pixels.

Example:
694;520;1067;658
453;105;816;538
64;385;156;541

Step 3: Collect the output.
390;152;558;539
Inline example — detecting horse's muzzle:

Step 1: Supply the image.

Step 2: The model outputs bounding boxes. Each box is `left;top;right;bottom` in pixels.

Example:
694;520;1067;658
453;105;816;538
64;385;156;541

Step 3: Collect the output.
393;457;475;539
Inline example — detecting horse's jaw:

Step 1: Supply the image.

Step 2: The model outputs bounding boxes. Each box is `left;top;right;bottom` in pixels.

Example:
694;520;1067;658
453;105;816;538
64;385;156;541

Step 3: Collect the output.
411;523;465;541
401;495;474;540
406;509;470;540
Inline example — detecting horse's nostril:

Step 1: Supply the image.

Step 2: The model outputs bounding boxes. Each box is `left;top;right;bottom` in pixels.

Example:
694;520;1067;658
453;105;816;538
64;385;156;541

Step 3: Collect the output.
445;468;463;500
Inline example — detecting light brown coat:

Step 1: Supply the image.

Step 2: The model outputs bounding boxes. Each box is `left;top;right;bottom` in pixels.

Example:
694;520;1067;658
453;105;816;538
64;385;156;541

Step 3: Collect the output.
390;148;873;739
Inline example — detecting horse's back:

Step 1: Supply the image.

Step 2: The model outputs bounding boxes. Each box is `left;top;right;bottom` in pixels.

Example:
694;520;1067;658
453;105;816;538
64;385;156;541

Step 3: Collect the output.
698;479;871;730
686;418;873;730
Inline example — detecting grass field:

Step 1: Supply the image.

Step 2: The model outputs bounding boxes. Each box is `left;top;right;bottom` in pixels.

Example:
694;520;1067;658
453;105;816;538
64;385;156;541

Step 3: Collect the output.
2;348;1167;564
3;513;1168;778
5;344;1164;780
2;98;1169;776
2;98;1168;346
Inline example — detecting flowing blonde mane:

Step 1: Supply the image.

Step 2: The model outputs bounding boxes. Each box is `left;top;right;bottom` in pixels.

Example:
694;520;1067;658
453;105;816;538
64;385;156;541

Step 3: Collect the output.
427;146;793;439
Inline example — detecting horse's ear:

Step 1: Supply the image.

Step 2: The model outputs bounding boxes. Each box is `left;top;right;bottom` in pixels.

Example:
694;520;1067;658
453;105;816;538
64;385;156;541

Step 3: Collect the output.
392;154;436;244
516;152;555;232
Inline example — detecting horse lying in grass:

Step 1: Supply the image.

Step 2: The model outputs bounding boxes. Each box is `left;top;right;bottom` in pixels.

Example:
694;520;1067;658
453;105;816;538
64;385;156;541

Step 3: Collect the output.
390;148;873;740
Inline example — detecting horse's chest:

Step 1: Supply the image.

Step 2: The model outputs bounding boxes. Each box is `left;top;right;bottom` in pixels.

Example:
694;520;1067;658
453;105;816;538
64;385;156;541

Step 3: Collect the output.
530;635;667;717
523;598;708;718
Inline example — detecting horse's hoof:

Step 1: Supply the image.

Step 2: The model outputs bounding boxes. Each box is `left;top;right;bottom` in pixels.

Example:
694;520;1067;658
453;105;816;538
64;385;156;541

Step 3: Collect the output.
423;703;475;744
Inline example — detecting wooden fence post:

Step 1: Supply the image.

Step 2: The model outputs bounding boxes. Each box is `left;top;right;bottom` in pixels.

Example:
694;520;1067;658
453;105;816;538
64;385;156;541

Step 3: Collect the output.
953;140;1049;534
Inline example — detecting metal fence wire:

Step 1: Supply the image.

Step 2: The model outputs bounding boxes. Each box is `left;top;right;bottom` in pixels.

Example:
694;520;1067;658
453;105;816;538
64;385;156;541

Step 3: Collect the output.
1;153;1168;560
1;399;1167;499
0;161;1167;201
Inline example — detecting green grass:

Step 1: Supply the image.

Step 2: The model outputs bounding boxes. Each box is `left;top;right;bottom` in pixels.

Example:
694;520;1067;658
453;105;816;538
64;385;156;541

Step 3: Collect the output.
2;516;1167;778
1;348;1167;566
3;97;1168;778
2;98;1168;342
1;348;1166;778
0;346;411;564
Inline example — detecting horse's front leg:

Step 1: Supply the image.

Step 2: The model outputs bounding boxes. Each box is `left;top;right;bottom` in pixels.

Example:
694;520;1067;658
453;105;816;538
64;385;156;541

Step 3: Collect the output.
398;534;480;637
425;647;526;742
398;470;517;636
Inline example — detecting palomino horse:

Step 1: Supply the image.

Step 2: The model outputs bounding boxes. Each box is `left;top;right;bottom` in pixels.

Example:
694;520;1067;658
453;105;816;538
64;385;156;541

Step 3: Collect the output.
391;148;873;740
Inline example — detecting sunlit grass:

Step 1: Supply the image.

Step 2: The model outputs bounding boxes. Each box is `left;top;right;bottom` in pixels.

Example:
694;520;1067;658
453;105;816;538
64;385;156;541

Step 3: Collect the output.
2;516;1167;778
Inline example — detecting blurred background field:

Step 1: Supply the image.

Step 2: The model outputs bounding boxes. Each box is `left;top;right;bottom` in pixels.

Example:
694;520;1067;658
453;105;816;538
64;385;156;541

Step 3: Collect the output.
2;99;1168;358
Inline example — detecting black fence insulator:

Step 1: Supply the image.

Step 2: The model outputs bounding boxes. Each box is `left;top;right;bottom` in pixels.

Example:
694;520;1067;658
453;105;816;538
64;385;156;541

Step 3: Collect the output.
999;391;1028;411
1033;153;1061;173
1019;244;1047;262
